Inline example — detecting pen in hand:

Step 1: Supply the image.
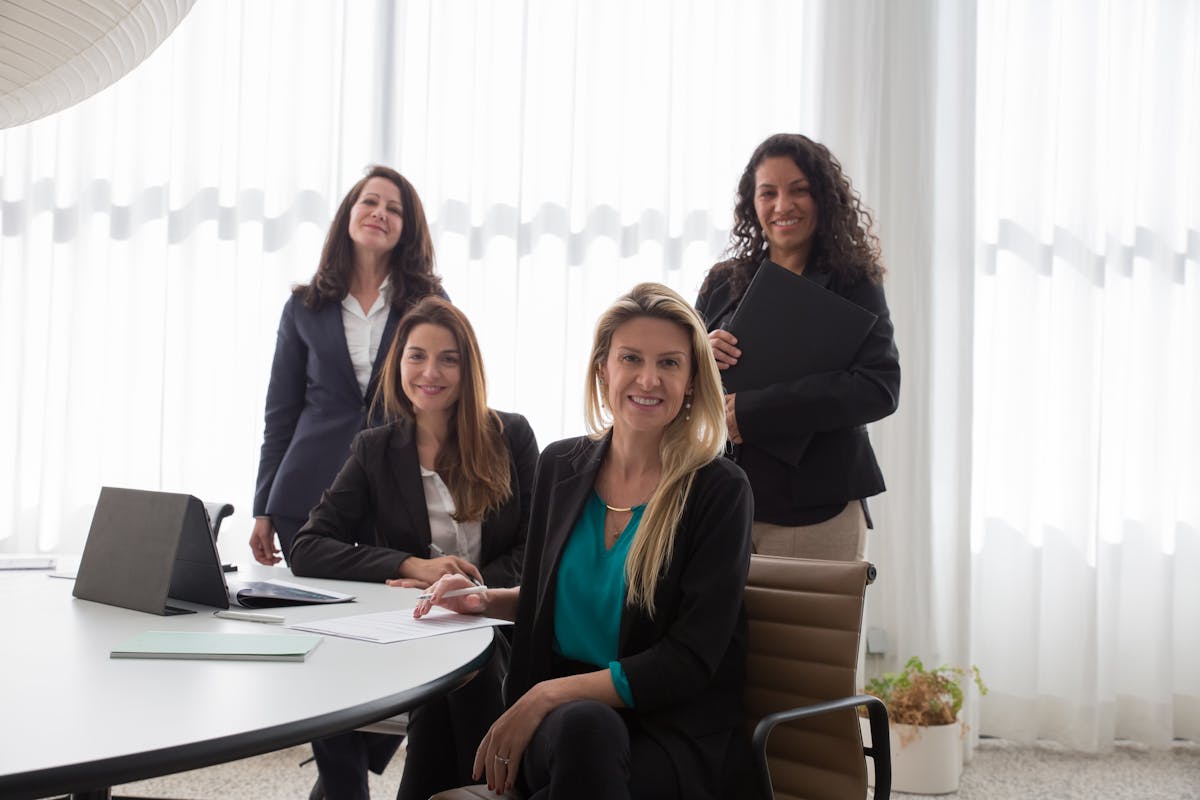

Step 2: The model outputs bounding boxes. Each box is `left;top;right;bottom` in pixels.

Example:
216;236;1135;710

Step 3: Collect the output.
428;542;483;586
416;585;488;602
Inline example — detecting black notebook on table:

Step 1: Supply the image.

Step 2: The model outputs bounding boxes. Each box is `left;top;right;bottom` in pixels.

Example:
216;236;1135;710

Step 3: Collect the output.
721;259;878;464
73;487;354;615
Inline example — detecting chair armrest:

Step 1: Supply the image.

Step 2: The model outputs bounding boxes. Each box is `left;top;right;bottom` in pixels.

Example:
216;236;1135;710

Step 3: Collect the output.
751;693;891;800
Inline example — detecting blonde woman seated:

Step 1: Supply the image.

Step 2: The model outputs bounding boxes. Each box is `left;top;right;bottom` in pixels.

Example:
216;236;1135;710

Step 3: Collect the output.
289;297;538;800
416;283;753;800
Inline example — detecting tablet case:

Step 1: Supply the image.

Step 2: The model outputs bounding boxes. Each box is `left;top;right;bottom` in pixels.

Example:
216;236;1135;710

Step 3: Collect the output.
73;487;231;615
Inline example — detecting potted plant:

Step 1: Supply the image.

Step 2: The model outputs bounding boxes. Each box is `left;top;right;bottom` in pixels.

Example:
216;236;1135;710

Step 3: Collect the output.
859;657;988;794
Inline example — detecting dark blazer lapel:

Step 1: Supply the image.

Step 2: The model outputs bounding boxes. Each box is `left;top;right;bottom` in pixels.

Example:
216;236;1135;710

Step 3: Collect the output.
365;307;400;411
320;301;360;395
706;281;740;331
386;419;432;551
804;268;835;290
534;437;609;620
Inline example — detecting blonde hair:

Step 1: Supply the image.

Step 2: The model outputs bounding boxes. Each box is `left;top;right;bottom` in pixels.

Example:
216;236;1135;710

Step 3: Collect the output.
584;282;727;615
373;297;511;521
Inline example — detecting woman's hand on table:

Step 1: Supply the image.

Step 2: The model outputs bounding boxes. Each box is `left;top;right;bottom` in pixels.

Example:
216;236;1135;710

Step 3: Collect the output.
387;554;483;591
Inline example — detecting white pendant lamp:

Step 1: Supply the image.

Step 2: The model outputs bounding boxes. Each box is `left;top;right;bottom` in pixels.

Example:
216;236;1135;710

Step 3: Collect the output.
0;0;196;129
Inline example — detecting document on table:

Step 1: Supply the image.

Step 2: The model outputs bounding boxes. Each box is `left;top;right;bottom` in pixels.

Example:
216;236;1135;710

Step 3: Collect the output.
288;605;510;644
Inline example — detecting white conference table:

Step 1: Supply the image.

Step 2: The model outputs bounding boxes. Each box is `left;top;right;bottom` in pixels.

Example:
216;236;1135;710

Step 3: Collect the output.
0;561;495;800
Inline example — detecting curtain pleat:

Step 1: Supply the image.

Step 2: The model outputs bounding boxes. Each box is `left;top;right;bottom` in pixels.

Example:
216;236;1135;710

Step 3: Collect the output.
1;0;1195;751
973;0;1200;750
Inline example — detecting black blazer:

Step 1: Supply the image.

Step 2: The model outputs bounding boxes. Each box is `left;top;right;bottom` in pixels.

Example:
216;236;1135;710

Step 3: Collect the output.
506;435;753;799
253;293;401;522
288;410;538;588
695;266;900;525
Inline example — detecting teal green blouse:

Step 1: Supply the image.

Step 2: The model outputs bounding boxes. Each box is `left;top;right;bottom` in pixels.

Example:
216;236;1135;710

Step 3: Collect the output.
552;490;643;707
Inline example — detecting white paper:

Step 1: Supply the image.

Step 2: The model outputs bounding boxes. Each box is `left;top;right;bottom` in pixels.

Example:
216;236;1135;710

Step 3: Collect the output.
287;606;509;644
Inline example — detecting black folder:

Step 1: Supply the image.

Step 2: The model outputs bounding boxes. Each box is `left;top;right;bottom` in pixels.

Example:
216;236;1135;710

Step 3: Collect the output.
722;259;878;392
721;260;878;463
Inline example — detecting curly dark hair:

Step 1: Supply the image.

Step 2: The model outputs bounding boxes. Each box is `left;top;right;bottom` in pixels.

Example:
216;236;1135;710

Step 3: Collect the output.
703;133;884;298
295;165;441;311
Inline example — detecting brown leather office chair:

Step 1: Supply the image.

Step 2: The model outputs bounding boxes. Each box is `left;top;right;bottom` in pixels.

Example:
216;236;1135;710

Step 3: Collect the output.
432;555;890;800
743;555;890;800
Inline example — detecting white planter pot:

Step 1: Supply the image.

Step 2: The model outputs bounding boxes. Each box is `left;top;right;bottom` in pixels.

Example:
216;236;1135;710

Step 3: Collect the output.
860;717;963;795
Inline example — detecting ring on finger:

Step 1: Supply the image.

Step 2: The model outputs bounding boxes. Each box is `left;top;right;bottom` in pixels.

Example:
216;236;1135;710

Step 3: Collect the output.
495;754;511;766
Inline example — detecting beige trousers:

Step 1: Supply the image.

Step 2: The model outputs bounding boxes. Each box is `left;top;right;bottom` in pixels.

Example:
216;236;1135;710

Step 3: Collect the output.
751;501;868;562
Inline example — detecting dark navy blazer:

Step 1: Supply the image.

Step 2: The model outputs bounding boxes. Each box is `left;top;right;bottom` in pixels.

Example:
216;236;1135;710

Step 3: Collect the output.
253;293;407;527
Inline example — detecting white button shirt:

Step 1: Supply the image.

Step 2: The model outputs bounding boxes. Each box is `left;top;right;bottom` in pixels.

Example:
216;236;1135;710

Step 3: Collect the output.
420;466;483;567
341;276;393;396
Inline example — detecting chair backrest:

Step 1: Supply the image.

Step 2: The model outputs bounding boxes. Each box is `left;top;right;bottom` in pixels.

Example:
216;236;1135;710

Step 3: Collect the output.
743;555;872;800
202;502;234;540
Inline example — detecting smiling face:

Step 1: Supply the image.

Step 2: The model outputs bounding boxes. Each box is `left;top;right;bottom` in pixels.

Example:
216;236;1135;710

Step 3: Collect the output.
598;316;693;437
399;323;462;420
347;176;404;256
753;155;818;268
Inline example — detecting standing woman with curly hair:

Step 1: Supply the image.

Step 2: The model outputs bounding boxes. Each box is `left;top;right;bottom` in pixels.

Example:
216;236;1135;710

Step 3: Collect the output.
696;133;900;561
249;165;445;565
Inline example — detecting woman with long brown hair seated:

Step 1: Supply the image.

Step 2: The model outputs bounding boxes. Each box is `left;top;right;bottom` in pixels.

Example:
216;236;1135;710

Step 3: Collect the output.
289;297;538;800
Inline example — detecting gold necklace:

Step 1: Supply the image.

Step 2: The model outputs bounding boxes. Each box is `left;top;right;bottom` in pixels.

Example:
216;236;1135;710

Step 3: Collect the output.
604;502;634;513
605;507;630;545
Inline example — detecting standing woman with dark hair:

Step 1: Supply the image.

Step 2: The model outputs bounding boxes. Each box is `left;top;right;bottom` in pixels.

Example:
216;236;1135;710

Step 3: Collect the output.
416;283;753;800
249;165;444;564
290;296;538;800
696;133;900;562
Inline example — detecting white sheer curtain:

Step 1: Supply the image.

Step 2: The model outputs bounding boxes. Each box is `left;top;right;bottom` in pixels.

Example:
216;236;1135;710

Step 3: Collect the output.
972;0;1200;749
5;0;947;561
0;1;395;550
2;0;1193;753
385;0;833;442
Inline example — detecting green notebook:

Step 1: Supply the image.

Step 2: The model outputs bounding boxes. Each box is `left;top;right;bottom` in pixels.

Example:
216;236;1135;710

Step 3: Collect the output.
110;631;323;662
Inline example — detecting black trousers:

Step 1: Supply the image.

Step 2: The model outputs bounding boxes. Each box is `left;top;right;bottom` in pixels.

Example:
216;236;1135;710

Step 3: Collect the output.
312;634;508;800
520;700;679;800
311;731;402;800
